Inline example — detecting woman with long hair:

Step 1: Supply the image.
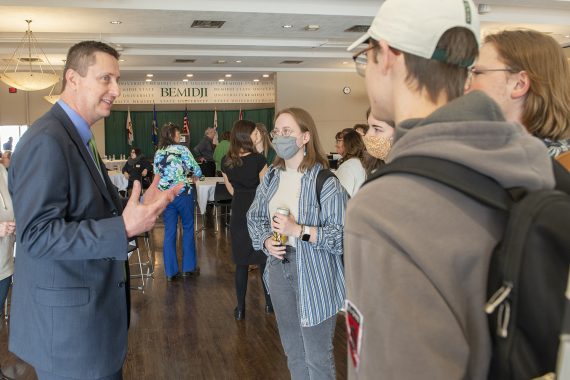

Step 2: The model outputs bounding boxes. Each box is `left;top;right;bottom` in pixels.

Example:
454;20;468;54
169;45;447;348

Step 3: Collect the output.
221;119;272;320
362;108;395;176
253;122;276;165
154;122;202;281
247;107;347;379
335;129;366;196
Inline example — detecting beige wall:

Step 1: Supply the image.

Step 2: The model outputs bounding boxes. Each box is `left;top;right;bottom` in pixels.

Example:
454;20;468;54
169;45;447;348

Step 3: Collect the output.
275;72;369;153
0;71;370;155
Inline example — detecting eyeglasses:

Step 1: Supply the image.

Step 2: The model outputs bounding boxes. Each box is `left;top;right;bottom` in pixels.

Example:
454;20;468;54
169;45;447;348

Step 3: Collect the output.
352;45;376;77
270;127;295;138
466;66;518;88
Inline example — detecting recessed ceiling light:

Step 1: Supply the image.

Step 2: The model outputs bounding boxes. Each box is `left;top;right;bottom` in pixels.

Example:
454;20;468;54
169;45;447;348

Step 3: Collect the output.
218;79;225;82
282;24;293;29
225;74;232;78
253;79;260;82
186;73;194;77
262;74;270;78
110;20;122;25
235;60;242;63
216;60;227;64
119;59;125;62
145;79;152;82
565;35;570;38
305;24;320;31
146;73;154;78
183;79;189;82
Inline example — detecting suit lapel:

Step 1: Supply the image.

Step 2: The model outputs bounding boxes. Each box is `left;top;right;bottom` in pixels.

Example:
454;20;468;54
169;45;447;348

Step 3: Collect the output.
51;104;118;210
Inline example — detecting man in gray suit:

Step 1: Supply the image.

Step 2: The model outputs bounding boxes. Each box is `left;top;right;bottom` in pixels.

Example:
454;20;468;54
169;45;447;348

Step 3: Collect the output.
7;41;181;380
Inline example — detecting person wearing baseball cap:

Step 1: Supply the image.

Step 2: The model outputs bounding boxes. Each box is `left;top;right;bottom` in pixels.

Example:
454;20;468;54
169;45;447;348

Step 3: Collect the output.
343;0;556;378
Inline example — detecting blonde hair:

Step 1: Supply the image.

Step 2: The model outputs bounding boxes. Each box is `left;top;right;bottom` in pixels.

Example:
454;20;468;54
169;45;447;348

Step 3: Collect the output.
485;30;570;140
272;108;328;172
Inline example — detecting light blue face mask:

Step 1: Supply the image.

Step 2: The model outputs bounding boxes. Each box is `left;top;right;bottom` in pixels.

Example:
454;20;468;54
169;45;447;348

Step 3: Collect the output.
272;136;301;160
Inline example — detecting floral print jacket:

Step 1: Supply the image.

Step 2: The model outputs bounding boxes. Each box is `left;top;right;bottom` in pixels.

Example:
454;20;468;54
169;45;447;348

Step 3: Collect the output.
153;144;202;195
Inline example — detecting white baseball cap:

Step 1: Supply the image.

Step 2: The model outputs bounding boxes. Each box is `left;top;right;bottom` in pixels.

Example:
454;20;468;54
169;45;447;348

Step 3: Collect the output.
348;0;480;66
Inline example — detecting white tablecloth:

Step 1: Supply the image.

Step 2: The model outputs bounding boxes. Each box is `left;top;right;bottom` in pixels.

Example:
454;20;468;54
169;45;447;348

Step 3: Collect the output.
108;170;128;192
103;159;127;171
194;177;225;214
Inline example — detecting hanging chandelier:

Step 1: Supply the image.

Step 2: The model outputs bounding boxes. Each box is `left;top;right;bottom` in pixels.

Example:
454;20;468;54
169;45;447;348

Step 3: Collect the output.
43;83;60;104
0;20;59;91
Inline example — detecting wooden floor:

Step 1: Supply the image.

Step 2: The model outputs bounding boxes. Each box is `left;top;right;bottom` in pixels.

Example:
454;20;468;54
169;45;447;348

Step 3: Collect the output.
0;211;347;379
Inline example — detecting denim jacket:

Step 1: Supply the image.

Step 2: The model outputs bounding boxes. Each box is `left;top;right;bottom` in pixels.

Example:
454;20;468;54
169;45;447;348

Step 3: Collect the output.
247;163;347;326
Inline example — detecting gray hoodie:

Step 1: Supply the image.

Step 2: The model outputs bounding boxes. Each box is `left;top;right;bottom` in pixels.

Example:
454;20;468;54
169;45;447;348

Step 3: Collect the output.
344;91;554;380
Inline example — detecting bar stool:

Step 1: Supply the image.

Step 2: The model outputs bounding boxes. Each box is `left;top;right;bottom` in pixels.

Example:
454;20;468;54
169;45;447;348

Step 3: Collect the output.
128;239;146;292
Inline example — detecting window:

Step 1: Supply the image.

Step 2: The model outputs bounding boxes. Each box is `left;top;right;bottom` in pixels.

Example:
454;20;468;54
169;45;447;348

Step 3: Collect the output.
0;125;28;152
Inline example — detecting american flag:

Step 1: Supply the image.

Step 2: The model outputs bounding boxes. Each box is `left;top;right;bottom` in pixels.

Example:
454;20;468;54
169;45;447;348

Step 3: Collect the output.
183;106;190;134
126;108;134;146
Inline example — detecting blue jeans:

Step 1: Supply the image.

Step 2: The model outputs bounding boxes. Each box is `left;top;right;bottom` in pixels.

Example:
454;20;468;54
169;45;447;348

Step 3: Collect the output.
0;275;10;319
267;250;337;380
162;192;197;277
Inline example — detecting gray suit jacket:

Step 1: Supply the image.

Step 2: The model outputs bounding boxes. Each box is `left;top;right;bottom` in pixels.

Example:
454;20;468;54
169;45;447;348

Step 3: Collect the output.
8;103;129;379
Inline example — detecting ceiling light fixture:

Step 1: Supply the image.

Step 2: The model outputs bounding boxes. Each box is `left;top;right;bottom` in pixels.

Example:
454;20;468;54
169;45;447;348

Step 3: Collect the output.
218;79;225;82
183;79;189;82
110;20;122;25
282;24;293;29
43;83;60;104
145;79;152;82
146;73;154;78
262;74;270;78
0;20;59;91
186;73;194;77
225;74;232;78
119;59;125;62
216;60;227;64
235;60;242;63
253;79;260;82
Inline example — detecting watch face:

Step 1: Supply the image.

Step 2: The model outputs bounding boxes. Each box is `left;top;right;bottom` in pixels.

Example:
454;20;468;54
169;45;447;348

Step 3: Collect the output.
343;86;351;95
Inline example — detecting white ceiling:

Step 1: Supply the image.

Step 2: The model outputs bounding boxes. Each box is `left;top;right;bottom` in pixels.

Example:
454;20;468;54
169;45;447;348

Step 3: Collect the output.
0;0;569;82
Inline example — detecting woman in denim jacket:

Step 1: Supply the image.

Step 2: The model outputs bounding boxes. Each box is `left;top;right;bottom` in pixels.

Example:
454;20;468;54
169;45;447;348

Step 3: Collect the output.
247;107;348;380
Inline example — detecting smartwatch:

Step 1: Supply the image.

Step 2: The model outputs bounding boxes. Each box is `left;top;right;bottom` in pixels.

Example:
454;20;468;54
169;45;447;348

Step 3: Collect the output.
301;225;311;242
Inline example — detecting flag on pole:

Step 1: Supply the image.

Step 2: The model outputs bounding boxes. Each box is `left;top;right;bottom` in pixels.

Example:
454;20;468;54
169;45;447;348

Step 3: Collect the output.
126;108;134;146
239;107;243;120
213;109;218;129
151;104;158;147
183;105;190;134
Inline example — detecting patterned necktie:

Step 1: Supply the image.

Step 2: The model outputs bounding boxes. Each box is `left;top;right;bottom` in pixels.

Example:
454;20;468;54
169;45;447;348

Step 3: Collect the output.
88;137;102;174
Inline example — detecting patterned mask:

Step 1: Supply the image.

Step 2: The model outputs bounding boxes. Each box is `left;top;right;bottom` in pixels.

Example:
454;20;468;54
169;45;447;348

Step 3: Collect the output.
362;135;393;161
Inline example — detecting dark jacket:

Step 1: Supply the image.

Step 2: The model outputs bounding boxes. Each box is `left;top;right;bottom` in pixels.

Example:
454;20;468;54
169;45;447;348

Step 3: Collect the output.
8;103;129;378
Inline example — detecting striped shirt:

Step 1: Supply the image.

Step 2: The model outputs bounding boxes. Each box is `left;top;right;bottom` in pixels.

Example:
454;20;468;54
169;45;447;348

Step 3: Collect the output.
247;163;347;327
154;144;202;195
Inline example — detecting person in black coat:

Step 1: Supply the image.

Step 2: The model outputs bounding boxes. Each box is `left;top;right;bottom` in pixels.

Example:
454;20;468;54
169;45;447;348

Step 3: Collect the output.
122;147;153;191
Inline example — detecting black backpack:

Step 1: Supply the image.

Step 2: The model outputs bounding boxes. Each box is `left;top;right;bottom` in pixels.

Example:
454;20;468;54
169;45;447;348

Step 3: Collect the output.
366;155;570;380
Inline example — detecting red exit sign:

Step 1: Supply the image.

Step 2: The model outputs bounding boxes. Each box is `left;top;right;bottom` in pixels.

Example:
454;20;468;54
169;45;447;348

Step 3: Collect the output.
8;87;17;93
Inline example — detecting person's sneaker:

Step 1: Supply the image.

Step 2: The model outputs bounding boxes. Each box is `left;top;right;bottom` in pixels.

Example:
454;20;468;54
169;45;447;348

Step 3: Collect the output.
182;267;200;277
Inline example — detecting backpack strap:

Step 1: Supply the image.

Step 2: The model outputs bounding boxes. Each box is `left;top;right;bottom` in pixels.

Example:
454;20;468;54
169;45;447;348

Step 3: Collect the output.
315;169;336;208
553;159;570;194
364;156;512;211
